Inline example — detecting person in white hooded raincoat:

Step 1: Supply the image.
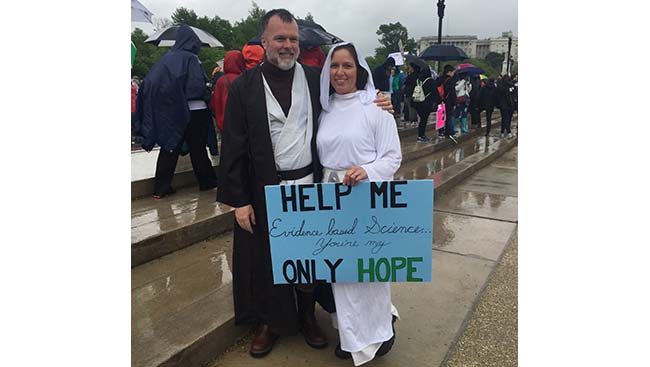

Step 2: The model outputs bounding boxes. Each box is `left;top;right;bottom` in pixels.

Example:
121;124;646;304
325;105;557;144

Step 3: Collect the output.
316;42;402;366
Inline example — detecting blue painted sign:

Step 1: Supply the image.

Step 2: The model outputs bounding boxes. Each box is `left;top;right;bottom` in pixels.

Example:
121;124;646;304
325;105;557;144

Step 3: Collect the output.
264;180;433;284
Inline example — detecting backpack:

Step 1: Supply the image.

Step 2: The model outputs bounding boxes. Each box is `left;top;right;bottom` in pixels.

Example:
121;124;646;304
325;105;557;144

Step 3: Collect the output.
437;77;450;101
412;77;431;103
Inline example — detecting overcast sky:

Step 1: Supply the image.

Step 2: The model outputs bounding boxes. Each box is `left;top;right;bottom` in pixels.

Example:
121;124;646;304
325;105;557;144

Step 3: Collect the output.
132;0;517;58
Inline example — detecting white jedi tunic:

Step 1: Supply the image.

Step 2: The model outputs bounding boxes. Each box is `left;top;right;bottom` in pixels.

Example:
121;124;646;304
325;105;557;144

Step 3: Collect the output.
262;62;313;177
317;90;402;366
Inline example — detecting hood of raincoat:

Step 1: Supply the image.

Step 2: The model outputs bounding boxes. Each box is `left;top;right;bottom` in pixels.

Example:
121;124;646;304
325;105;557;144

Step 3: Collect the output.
136;24;208;152
171;25;202;55
242;44;264;69
320;42;376;112
223;50;246;75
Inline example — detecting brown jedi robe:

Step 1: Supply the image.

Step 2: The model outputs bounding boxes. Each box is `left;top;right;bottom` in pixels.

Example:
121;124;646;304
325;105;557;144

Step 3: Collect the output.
216;63;334;336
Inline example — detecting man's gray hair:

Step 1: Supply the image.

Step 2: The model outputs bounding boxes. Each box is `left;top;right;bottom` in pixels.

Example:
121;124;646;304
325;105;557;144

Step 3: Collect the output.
260;8;296;35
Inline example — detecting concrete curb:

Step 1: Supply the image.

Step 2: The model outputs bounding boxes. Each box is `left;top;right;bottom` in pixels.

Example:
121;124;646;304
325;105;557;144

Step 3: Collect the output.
433;135;518;200
132;208;234;267
438;226;518;367
132;170;207;201
157;316;250;367
402;121;504;163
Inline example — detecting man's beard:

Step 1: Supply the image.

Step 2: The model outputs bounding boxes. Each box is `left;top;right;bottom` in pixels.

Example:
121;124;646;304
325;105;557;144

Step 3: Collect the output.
267;48;299;70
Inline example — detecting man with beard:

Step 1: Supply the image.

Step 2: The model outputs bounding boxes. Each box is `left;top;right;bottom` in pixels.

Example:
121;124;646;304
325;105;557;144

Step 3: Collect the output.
216;9;392;358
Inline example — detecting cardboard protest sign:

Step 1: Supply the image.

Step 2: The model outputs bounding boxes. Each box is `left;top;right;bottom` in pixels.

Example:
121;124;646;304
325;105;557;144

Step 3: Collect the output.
264;180;433;284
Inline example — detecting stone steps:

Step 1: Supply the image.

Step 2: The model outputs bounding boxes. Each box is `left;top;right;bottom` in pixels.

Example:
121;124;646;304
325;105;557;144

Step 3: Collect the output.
131;129;518;367
130;111;504;199
131;116;512;267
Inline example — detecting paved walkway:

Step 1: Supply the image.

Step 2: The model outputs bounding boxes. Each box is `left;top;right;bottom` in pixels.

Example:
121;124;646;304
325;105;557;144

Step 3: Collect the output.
206;146;518;367
443;231;518;367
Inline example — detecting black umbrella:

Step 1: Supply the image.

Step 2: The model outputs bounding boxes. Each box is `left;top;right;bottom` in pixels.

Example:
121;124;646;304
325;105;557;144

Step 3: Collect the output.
419;44;468;61
455;63;485;76
145;25;224;48
404;54;429;72
247;19;343;47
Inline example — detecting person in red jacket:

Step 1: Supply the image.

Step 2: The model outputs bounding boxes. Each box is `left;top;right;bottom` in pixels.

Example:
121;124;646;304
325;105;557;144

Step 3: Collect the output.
131;76;141;140
209;50;246;132
242;44;264;70
298;46;325;67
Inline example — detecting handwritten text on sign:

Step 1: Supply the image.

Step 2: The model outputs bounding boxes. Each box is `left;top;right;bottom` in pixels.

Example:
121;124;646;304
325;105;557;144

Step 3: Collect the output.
264;180;433;284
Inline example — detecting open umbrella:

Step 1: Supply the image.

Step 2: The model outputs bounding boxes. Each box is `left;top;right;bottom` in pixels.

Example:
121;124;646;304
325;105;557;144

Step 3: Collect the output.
247;19;343;47
455;63;485;76
131;0;154;24
145;25;224;48
404;53;429;72
419;44;468;61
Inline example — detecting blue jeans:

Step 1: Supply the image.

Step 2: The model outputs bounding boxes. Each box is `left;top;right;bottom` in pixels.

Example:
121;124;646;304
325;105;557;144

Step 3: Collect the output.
454;101;469;133
454;102;468;119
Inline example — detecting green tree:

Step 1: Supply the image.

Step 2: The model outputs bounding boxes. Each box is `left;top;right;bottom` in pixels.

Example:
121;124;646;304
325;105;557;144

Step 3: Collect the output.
199;48;227;77
153;17;173;31
209;15;236;50
231;2;266;49
135;2;269;76
171;7;198;25
365;56;382;72
131;27;166;78
485;52;504;70
171;7;236;51
374;22;417;60
303;12;316;24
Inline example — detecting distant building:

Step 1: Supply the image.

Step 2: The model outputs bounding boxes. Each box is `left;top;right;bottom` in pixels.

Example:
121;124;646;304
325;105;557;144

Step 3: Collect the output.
418;31;518;62
418;35;478;58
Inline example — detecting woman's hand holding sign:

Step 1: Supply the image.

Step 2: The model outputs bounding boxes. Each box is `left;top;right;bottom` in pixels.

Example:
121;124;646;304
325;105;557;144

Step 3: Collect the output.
235;204;256;234
343;166;368;186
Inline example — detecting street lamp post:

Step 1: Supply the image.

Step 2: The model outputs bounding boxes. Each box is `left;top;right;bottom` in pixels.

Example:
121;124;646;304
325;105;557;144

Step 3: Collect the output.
436;0;445;72
507;37;512;75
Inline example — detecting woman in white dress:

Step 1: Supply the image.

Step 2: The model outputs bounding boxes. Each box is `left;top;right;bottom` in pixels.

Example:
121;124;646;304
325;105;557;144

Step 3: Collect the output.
317;42;402;366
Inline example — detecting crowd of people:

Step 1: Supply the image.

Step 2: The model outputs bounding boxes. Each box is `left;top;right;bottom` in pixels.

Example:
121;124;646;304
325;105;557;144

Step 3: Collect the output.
131;8;517;365
372;56;518;142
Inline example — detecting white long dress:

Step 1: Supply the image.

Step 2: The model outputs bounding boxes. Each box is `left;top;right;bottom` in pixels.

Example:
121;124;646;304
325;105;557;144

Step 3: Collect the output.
317;90;402;366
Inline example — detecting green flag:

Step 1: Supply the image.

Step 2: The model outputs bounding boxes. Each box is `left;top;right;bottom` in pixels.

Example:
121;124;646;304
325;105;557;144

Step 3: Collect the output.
131;41;137;67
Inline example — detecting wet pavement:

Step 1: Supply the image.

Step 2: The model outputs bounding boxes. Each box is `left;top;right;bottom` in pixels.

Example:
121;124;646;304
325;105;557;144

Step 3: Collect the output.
397;136;501;181
130;110;508;183
132;232;238;367
443;231;518;367
131;125;516;266
203;146;518;367
131;147;220;182
131;141;518;367
131;189;230;245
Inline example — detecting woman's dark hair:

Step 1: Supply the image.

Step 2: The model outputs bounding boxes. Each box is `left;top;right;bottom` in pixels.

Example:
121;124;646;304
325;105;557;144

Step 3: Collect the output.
329;44;369;94
443;64;455;74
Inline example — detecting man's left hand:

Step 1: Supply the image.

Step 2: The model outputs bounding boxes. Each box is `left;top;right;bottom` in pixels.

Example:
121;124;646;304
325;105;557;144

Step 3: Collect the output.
374;91;394;114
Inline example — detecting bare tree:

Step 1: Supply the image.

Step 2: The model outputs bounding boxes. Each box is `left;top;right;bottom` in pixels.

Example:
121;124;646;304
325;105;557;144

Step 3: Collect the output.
153;17;173;31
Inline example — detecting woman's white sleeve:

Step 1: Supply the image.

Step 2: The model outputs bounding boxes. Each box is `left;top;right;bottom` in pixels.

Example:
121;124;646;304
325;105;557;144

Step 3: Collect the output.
361;110;403;181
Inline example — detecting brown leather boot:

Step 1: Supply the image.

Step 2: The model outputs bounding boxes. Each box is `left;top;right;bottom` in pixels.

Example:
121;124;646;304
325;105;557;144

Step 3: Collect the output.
296;290;328;349
249;324;279;358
